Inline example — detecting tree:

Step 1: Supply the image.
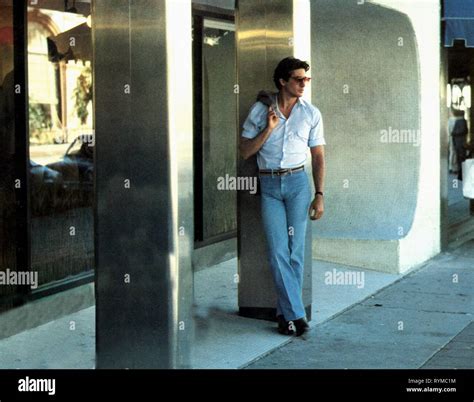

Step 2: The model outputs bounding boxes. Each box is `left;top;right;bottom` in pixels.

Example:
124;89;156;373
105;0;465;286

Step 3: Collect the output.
73;66;92;125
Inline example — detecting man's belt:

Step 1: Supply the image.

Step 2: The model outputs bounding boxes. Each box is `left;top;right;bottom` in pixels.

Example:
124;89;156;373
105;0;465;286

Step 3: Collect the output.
259;165;304;176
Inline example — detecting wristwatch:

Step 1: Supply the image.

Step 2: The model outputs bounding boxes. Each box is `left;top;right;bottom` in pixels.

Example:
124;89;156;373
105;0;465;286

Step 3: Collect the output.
315;191;324;197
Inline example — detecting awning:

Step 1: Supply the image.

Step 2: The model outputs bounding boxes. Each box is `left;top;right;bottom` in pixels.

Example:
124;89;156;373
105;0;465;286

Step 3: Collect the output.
48;22;91;62
444;0;474;47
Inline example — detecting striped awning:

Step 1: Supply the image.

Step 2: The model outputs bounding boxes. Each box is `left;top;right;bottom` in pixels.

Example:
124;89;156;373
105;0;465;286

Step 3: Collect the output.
444;0;474;47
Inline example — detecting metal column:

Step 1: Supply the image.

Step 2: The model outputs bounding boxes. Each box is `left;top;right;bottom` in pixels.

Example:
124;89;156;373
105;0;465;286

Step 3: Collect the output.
93;0;193;368
236;0;312;321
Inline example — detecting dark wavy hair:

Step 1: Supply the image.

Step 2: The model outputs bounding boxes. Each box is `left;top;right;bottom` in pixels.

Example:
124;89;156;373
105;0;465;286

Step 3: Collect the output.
273;57;310;90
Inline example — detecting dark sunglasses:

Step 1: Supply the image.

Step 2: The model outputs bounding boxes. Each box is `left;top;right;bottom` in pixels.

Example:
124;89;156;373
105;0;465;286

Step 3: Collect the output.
290;76;311;84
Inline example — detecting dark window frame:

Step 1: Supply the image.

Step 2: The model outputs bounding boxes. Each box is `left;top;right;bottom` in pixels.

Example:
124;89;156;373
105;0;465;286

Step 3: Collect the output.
11;0;30;308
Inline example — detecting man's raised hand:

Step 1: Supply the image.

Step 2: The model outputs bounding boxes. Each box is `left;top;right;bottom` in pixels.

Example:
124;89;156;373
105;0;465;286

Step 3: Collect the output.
267;106;279;130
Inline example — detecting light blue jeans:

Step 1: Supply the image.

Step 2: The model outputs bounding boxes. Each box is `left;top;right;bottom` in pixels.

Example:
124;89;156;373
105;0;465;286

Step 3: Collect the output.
259;170;312;321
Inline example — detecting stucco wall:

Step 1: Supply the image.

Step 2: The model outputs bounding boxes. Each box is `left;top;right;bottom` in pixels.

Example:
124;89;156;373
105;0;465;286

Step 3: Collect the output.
310;0;440;272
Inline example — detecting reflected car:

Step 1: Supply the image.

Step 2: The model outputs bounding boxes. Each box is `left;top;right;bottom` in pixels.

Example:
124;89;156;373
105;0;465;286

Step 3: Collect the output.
30;160;63;186
29;160;63;216
46;134;94;191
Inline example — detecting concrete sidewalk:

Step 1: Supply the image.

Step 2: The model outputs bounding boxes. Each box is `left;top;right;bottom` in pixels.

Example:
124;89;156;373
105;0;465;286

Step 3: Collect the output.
191;256;398;368
246;239;474;369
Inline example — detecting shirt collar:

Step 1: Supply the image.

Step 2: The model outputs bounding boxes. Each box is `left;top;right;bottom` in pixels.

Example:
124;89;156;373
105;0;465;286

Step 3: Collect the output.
274;92;304;106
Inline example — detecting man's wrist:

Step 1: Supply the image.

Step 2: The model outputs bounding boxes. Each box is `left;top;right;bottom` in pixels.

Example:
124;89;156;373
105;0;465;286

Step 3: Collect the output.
315;191;324;197
263;126;273;136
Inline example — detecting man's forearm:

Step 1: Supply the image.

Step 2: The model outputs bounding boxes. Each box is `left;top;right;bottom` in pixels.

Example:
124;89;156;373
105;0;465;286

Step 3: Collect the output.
312;153;325;193
240;126;273;160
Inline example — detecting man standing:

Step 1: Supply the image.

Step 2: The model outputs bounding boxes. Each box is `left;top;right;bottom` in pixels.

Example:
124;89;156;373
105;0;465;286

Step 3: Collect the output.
448;108;468;181
240;57;325;337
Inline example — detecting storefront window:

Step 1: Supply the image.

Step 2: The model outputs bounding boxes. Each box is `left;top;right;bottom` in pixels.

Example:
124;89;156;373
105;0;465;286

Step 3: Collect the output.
27;5;94;288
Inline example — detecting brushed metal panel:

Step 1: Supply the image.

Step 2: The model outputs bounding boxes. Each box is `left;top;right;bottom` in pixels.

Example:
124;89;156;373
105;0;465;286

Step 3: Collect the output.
165;0;194;369
94;0;193;368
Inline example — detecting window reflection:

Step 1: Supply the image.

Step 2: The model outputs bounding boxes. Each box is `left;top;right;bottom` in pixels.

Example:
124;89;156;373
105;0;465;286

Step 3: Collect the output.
27;5;93;288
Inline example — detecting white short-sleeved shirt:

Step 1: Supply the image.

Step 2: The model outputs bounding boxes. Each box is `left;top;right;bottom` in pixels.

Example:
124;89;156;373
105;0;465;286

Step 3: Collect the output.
241;94;325;169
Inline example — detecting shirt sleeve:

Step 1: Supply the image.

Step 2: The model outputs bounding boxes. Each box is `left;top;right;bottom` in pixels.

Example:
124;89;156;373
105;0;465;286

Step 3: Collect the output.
308;110;326;147
241;102;267;139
